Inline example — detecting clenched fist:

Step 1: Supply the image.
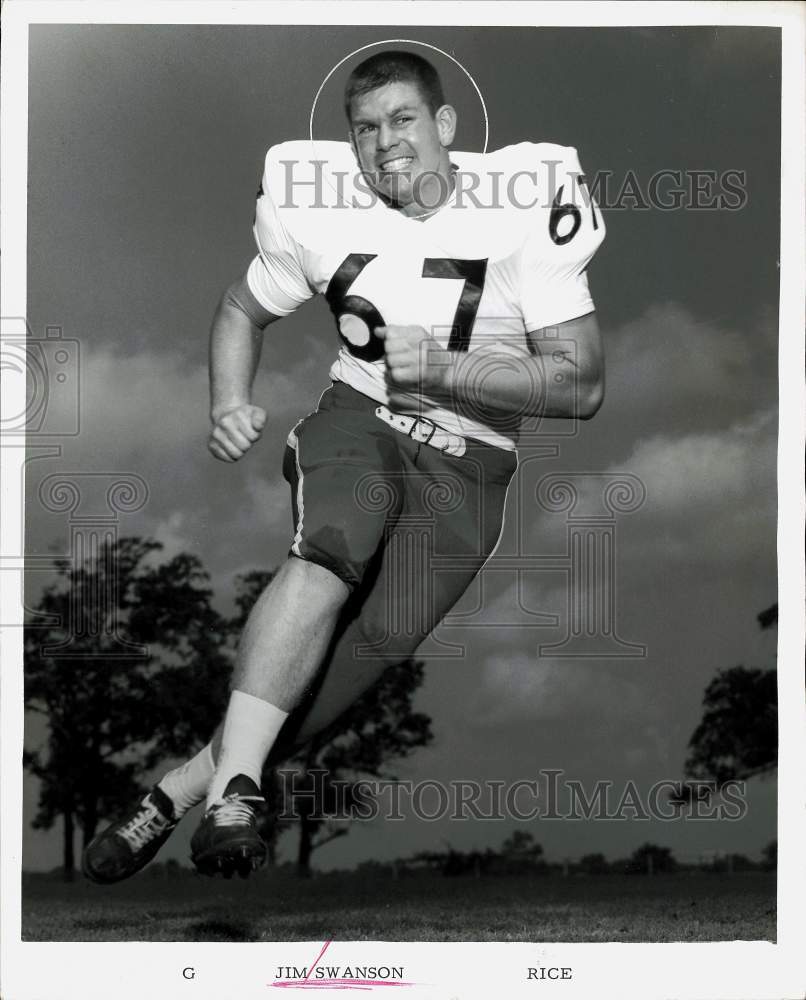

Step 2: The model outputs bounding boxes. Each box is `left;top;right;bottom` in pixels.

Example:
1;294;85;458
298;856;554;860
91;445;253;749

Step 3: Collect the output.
375;325;452;398
208;403;267;462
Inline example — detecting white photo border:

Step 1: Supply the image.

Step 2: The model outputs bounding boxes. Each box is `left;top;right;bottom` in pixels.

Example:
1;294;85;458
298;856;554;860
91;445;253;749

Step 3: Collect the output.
2;3;804;998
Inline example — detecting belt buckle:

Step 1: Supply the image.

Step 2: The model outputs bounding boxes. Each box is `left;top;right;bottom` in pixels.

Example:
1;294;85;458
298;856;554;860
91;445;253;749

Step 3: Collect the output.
409;415;437;445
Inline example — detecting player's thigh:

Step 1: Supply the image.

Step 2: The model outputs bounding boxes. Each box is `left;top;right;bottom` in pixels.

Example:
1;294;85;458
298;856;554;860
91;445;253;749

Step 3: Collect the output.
426;441;517;565
364;440;518;647
283;399;404;591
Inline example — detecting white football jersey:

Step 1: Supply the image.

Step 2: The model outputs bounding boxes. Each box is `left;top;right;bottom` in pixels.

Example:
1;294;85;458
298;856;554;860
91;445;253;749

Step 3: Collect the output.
247;140;604;451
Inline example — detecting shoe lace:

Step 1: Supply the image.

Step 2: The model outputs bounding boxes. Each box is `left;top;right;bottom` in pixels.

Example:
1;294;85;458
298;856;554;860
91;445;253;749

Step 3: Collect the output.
211;795;263;828
118;798;172;851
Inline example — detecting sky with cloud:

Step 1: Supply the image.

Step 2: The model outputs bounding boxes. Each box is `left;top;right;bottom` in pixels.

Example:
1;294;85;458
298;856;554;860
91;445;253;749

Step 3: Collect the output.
22;24;780;870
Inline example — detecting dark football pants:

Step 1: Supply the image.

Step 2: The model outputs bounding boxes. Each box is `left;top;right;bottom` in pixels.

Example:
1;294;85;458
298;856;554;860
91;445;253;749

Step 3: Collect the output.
271;380;517;758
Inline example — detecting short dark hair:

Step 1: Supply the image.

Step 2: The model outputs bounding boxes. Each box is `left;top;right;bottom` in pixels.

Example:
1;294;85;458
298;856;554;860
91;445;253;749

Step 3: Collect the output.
344;50;445;121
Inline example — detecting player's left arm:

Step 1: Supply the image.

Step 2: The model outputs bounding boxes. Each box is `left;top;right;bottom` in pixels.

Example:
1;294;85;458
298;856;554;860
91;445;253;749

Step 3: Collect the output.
378;312;603;420
456;309;603;419
381;145;605;421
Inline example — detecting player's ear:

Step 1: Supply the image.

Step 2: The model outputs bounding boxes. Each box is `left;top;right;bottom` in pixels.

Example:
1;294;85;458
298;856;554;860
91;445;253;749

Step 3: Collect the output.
435;105;457;147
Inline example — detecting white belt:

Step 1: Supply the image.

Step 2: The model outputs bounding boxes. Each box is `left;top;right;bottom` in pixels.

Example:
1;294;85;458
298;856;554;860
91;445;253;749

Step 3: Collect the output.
375;405;467;457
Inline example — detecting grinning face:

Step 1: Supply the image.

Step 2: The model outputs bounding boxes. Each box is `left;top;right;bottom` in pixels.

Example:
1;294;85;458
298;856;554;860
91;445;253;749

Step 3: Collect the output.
348;80;456;218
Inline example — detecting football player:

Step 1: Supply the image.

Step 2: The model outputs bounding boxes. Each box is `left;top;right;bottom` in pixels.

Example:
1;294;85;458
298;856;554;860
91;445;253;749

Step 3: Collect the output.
83;50;604;883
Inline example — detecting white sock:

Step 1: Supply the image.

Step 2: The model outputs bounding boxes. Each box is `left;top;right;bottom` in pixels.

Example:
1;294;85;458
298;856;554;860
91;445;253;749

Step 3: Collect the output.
157;743;215;818
206;690;288;809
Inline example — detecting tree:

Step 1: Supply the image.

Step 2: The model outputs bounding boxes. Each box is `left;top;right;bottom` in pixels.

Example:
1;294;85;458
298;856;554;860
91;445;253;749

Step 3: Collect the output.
409;846;496;877
683;665;776;787
24;537;231;877
707;853;756;873
579;852;609;875
500;830;544;868
761;839;777;870
279;657;433;875
500;830;542;857
672;605;777;805
627;843;676;874
757;603;777;630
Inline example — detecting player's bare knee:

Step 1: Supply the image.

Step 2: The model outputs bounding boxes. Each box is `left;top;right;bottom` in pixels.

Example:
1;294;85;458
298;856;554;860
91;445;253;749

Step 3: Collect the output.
284;555;351;608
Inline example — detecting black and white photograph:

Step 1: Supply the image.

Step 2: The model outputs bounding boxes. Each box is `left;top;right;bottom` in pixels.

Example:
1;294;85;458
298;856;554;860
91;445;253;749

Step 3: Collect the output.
1;3;804;999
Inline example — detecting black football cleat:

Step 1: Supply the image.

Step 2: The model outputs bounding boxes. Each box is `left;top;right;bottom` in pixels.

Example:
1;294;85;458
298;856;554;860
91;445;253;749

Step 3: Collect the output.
190;774;267;878
82;785;178;884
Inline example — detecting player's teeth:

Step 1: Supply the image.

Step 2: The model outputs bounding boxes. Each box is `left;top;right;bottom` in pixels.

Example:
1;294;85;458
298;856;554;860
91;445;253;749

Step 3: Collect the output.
380;158;413;172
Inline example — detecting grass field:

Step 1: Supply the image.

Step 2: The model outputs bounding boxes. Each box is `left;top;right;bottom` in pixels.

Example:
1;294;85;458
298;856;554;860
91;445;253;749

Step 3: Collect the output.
21;869;776;942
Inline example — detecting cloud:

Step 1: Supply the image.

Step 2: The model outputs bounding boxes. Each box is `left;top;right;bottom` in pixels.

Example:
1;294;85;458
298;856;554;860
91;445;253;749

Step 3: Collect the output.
148;511;195;562
606;409;777;579
467;651;656;731
55;345;323;460
24;345;327;592
525;408;776;578
599;301;776;440
619;408;775;515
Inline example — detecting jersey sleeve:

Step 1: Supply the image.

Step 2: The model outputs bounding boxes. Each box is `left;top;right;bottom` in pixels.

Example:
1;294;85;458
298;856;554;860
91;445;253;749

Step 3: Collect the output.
245;153;315;317
519;147;605;332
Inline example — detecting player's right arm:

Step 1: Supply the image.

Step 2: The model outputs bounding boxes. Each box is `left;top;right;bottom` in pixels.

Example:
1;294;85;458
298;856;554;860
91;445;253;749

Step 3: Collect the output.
209;148;314;463
208;275;280;462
